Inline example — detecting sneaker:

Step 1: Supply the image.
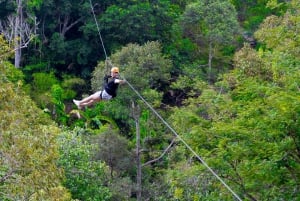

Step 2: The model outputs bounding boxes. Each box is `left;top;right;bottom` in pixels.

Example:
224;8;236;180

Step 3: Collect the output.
73;99;82;109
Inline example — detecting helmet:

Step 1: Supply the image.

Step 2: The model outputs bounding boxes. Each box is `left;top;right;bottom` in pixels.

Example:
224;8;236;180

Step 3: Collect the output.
111;67;119;73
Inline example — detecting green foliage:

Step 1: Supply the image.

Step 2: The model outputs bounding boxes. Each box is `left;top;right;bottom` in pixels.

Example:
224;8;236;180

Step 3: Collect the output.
110;41;172;91
46;30;95;75
48;33;68;62
170;74;208;105
94;130;134;177
233;43;272;81
0;61;24;83
0;35;13;60
164;23;198;69
70;103;119;133
32;71;59;93
180;0;240;81
231;0;287;30
51;84;69;125
142;89;163;108
99;1;180;45
57;128;112;201
255;0;300;60
29;71;59;108
61;76;86;100
169;70;300;200
166;165;219;201
24;72;86;126
182;0;240;45
108;176;133;201
26;0;43;10
2;0;299;200
92;130;137;200
36;0;179;75
167;2;300;200
23;62;49;81
0;59;70;200
0;36;24;83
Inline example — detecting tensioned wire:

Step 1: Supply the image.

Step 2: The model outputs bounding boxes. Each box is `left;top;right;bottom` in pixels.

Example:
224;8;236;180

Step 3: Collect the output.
125;79;243;201
88;0;242;200
89;0;107;60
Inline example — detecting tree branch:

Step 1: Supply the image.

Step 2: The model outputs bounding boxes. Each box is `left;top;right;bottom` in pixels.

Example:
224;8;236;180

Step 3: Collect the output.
142;137;177;167
61;16;84;36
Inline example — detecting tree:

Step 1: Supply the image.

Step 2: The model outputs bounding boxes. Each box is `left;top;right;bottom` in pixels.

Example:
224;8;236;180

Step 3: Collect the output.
31;0;98;75
167;1;300;199
0;38;70;200
231;0;287;31
99;1;180;47
181;0;240;82
0;0;41;68
0;35;14;61
93;130;135;200
254;0;300;62
94;130;133;178
57;128;112;201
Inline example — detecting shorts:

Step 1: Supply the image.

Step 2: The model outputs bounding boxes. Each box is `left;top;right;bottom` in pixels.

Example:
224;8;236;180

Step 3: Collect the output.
100;90;112;100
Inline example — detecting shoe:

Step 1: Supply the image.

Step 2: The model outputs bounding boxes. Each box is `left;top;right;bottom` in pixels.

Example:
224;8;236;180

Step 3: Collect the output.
73;99;82;109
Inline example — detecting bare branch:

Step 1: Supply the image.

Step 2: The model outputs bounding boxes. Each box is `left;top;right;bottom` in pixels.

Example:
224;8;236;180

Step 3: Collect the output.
142;137;177;167
198;64;208;67
61;16;84;36
0;14;38;46
0;35;34;60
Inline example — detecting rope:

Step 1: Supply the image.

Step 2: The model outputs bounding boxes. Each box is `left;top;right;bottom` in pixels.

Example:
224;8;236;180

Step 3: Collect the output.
124;78;243;201
89;0;111;88
89;0;108;60
105;58;113;73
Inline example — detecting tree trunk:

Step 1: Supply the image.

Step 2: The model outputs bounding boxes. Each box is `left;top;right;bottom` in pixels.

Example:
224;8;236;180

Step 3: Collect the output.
136;106;142;201
208;41;213;83
136;116;142;201
14;0;22;68
132;102;142;201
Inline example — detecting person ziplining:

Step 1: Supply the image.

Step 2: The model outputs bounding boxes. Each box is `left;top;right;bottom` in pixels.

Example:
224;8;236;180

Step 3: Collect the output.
73;66;126;109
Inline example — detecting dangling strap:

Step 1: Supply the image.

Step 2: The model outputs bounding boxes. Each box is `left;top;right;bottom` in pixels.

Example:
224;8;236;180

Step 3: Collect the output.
105;58;113;74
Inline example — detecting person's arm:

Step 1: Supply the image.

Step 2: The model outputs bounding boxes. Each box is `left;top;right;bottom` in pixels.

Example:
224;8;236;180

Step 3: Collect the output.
104;75;112;84
114;78;126;84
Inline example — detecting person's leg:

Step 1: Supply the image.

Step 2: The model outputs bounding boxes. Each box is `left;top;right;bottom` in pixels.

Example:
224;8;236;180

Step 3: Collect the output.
79;91;101;104
74;91;101;109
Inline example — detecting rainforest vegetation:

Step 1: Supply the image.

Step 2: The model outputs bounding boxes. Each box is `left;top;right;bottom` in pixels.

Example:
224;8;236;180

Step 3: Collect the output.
0;0;299;200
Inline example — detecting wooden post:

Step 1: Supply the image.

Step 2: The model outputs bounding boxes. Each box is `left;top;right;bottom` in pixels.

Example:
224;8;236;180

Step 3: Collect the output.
132;101;142;201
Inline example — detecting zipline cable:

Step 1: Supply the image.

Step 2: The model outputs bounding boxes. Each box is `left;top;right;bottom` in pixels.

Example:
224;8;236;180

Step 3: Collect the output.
89;0;108;60
125;79;243;201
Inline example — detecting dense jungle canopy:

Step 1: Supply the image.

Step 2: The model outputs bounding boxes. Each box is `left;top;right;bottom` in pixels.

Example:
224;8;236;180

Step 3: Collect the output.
0;0;299;200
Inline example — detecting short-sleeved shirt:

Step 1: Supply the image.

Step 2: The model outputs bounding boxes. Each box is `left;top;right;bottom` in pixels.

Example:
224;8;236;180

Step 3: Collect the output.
104;78;119;98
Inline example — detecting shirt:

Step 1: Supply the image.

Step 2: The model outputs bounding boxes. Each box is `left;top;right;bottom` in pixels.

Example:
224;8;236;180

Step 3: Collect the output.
104;77;119;98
